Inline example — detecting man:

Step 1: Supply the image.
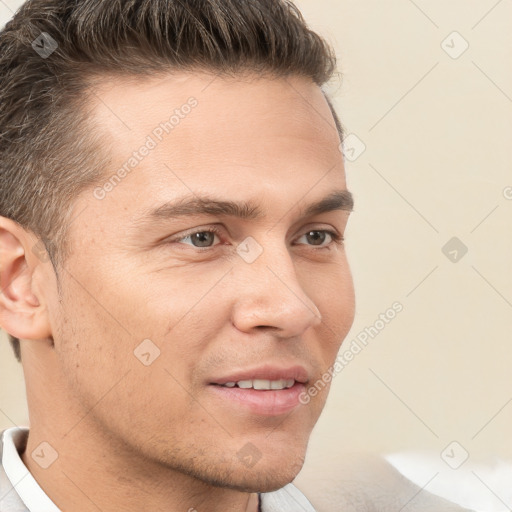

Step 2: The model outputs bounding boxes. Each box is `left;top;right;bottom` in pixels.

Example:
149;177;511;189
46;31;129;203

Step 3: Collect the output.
0;1;476;511
0;0;353;510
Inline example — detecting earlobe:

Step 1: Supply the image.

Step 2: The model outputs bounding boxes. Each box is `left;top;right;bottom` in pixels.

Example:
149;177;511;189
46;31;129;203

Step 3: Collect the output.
0;216;52;341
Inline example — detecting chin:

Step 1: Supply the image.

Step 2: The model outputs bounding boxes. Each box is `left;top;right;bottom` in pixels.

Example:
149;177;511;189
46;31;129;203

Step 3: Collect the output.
152;430;310;493
218;470;302;494
220;450;307;493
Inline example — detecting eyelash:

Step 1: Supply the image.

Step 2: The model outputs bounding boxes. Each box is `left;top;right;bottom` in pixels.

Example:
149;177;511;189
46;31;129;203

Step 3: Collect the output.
170;226;344;251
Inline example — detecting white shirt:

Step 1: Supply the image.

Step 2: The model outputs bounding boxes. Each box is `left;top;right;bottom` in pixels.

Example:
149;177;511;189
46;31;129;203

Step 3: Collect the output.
0;427;316;512
0;427;59;512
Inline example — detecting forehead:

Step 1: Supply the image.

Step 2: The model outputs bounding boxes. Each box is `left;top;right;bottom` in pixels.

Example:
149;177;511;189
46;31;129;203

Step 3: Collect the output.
89;71;341;161
78;72;346;228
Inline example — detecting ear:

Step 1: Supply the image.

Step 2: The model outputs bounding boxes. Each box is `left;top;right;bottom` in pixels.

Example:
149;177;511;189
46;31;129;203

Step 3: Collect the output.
0;216;53;340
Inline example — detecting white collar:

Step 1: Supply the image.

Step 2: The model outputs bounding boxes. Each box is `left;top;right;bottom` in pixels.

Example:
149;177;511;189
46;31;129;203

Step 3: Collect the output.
260;482;317;511
1;426;60;511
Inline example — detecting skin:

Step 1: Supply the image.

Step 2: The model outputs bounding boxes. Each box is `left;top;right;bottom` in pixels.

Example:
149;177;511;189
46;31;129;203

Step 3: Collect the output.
0;72;355;512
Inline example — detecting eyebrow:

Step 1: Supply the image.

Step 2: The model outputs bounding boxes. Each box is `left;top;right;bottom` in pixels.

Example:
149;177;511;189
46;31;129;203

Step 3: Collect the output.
135;189;354;225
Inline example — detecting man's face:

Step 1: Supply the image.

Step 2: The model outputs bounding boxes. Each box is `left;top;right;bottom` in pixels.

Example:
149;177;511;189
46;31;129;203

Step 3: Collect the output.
42;72;355;492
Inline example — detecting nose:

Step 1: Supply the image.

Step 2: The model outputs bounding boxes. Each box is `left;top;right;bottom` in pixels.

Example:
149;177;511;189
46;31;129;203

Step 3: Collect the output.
230;242;323;338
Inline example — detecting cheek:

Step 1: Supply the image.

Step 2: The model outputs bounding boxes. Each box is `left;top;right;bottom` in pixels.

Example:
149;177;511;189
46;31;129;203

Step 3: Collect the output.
52;279;204;438
126;263;230;334
310;263;355;367
312;259;355;323
336;269;356;331
52;274;135;401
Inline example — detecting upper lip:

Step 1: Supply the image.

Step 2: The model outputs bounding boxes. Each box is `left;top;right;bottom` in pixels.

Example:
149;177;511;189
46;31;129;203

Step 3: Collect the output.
209;364;310;385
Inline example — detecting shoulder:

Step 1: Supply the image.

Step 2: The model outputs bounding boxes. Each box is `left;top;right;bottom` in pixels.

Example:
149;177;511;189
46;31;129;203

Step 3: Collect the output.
294;452;476;512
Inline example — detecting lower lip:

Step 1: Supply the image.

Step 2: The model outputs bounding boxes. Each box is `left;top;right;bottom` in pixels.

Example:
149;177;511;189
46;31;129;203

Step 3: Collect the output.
208;382;306;416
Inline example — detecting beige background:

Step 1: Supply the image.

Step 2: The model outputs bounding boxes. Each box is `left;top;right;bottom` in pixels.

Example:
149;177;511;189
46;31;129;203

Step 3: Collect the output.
1;0;511;504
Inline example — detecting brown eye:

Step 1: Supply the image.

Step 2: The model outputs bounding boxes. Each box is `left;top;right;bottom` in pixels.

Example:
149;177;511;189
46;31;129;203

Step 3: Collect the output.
304;231;329;246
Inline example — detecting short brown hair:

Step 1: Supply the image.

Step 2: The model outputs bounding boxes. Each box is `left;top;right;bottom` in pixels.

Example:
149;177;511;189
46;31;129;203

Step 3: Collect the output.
0;0;344;363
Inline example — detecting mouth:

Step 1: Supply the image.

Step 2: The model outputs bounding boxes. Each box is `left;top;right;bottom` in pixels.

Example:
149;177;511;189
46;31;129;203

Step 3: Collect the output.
207;365;310;416
211;379;296;390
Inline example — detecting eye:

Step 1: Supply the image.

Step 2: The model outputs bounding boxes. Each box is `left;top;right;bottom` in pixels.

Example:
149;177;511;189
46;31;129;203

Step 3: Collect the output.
169;226;343;251
174;227;222;248
295;230;343;249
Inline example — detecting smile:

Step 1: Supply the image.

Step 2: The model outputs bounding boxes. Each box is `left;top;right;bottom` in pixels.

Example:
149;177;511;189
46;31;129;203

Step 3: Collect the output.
208;381;306;416
215;379;296;390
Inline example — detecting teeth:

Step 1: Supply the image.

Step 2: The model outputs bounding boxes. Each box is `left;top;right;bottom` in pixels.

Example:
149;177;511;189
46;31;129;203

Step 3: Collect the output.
220;379;295;390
